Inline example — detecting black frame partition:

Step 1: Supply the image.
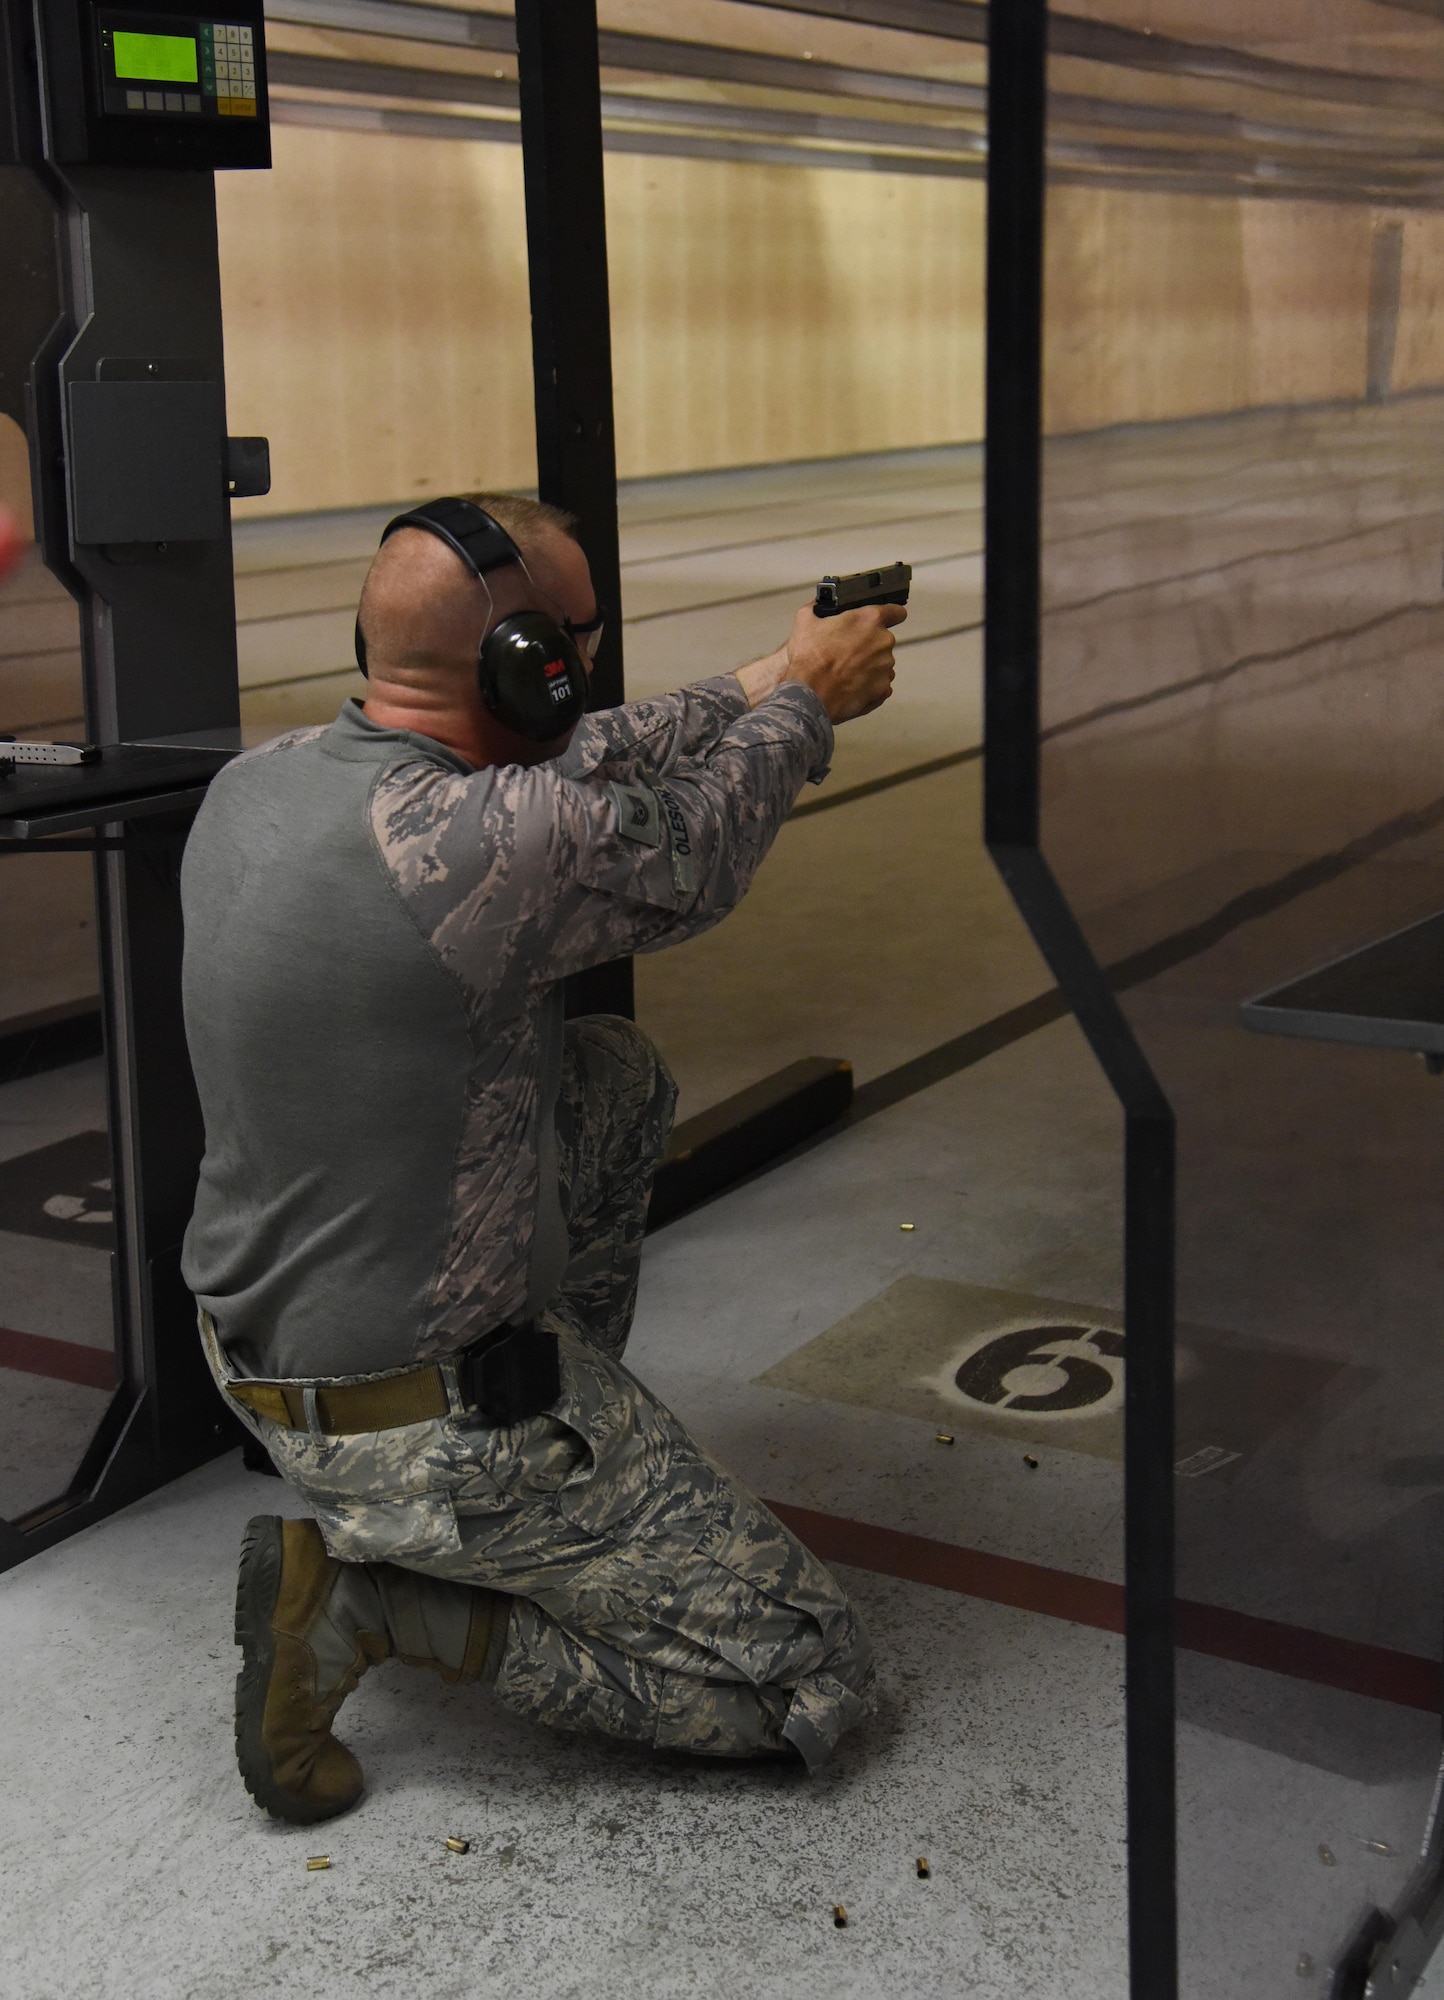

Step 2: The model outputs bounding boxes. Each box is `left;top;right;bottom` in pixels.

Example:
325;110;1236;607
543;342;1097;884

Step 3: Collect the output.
0;0;267;1568
515;0;630;1023
984;6;1178;1995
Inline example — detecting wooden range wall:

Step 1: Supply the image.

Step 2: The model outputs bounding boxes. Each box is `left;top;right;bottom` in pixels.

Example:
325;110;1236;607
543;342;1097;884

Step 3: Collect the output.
214;128;987;517
1046;186;1444;431
4;130;1444;521
201;125;1444;521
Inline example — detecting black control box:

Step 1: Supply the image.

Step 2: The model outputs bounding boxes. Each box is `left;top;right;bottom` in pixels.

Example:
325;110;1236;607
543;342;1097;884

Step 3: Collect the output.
33;0;269;168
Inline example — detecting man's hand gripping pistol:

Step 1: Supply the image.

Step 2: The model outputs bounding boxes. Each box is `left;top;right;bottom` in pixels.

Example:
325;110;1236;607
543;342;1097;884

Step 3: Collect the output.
737;563;910;717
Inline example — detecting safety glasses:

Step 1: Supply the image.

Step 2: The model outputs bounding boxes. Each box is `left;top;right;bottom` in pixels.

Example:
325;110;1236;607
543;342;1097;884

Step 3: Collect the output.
565;607;605;661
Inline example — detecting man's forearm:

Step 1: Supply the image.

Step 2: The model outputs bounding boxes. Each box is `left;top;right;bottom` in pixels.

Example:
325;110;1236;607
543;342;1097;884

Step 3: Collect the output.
733;646;793;709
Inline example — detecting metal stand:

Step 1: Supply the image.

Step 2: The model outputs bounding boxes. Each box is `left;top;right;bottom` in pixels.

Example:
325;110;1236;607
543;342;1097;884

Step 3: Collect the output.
0;756;241;1568
0;0;260;1569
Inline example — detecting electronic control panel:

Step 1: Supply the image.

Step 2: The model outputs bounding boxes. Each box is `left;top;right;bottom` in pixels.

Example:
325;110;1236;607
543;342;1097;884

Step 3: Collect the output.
33;0;269;167
97;11;260;123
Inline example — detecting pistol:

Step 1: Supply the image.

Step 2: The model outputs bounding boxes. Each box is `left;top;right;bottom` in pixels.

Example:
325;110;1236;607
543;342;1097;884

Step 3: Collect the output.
813;561;911;617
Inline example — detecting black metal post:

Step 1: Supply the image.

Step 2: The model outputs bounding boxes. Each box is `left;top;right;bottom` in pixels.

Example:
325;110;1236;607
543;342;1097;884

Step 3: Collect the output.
515;0;631;1020
984;5;1178;1995
982;5;1043;857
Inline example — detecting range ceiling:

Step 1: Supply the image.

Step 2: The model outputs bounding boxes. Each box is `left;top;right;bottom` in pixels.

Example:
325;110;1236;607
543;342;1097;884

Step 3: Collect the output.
261;0;1444;206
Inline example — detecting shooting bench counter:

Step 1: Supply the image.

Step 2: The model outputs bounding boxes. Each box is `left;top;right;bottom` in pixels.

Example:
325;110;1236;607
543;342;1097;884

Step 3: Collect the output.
1241;910;1444;1071
0;743;237;841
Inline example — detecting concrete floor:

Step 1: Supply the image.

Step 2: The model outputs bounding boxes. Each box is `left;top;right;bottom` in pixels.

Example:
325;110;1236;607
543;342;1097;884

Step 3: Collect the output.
0;1047;1436;1995
0;1455;1128;2000
5;407;1444;1994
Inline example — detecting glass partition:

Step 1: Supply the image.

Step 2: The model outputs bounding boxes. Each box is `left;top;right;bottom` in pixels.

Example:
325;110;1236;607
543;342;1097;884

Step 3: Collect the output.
613;5;1135;1988
0;386;118;1527
1037;6;1444;1989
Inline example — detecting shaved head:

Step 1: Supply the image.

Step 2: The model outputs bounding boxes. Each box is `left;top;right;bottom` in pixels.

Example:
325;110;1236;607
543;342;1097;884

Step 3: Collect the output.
357;528;485;688
355;493;591;691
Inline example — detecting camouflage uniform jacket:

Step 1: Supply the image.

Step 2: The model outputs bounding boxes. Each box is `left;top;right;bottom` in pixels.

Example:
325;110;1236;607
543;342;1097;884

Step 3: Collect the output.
180;679;832;1383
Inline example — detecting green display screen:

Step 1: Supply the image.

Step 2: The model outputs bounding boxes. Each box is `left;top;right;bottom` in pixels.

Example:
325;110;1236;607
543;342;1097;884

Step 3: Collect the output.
112;30;198;84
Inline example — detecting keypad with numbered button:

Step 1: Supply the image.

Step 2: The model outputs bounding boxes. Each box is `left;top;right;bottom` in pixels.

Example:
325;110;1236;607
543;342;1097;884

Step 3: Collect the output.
200;19;259;116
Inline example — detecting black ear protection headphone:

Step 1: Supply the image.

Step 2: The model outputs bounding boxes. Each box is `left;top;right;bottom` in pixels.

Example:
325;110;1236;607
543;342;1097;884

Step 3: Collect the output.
354;496;594;742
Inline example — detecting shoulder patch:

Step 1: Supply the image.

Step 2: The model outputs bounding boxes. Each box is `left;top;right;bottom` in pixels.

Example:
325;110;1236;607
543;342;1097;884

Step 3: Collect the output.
607;780;663;846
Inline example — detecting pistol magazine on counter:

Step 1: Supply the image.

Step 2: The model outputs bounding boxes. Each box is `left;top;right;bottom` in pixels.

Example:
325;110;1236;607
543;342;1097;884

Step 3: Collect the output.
813;562;911;616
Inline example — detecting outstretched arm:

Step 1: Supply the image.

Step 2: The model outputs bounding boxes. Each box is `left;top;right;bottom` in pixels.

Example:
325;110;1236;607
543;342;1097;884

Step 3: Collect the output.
380;599;908;995
541;599;909;974
561;594;905;783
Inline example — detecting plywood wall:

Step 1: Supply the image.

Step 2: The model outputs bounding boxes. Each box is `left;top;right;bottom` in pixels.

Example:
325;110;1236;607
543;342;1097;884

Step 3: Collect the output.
215;126;986;515
217;129;537;514
606;151;985;477
209;130;1444;516
1392;211;1444;391
1041;186;1406;432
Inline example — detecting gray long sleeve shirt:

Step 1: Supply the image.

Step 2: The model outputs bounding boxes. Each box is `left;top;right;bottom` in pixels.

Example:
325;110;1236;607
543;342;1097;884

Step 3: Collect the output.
180;676;832;1382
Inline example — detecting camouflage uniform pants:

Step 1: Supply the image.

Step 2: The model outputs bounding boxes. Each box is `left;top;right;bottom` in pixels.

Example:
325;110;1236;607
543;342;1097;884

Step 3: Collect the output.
213;1015;875;1769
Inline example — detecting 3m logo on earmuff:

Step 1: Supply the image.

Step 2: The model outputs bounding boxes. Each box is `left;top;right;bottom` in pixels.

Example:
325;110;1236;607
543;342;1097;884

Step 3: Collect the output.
544;658;576;707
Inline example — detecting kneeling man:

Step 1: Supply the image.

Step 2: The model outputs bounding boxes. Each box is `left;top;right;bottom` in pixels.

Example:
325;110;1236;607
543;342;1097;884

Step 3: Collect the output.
180;494;903;1822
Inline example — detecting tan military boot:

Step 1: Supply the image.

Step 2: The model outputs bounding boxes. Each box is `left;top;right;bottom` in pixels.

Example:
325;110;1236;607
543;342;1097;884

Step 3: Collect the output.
234;1515;508;1825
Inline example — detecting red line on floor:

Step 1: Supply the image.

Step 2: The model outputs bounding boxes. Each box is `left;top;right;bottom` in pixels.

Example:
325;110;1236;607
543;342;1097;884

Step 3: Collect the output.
0;1324;116;1391
1173;1600;1439;1712
769;1501;1442;1714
